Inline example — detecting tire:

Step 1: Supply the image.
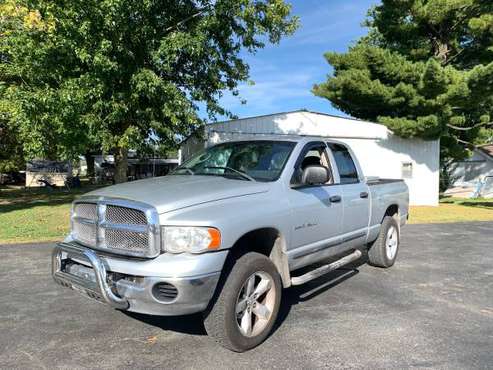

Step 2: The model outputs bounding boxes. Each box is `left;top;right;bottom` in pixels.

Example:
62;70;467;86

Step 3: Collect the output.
203;252;282;352
368;216;400;268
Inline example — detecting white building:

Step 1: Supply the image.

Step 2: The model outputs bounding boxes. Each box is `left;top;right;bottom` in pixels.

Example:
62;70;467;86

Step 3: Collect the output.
180;110;440;206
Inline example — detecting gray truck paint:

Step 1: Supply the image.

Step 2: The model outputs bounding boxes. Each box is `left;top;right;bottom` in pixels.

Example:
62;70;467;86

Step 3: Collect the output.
55;137;409;315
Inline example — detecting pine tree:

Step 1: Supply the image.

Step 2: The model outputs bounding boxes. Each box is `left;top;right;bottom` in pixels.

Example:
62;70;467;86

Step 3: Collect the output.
314;0;493;161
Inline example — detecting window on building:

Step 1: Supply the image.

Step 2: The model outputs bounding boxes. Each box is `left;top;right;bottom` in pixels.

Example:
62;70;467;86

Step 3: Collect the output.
402;162;413;179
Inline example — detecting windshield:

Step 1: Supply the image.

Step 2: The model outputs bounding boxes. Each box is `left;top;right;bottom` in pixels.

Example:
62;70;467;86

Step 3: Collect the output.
173;141;296;182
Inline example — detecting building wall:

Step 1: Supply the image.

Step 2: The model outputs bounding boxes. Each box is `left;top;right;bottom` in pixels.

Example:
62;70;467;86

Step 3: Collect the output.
180;112;440;206
340;137;440;206
450;151;493;186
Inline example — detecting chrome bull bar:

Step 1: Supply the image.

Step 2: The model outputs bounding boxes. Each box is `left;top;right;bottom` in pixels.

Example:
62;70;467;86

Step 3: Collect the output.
52;242;129;310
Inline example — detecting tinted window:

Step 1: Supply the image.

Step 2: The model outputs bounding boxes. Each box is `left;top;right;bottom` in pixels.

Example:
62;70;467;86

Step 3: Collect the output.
328;143;359;184
173;141;295;182
291;143;334;185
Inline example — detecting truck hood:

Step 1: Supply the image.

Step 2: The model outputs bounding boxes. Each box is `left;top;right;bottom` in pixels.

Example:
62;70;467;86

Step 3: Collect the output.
85;175;270;214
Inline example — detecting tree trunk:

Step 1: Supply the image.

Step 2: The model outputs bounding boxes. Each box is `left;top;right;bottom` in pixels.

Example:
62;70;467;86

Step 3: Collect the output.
84;151;95;179
433;38;451;65
114;147;128;184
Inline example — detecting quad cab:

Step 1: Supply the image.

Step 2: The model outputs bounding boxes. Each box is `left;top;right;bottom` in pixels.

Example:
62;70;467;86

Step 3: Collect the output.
53;137;409;352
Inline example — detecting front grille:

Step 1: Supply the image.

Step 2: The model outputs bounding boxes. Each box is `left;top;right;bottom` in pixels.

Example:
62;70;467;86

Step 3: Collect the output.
104;228;149;252
75;203;97;220
70;198;160;258
73;222;97;246
106;205;147;225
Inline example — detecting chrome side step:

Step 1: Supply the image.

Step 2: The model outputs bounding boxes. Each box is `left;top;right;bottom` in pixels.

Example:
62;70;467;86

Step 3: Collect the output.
290;249;362;286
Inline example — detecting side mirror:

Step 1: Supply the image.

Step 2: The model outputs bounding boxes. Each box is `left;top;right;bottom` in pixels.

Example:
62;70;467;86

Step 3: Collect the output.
301;165;329;186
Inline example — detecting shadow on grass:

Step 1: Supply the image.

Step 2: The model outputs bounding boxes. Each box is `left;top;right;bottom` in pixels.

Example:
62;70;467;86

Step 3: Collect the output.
439;196;493;210
0;186;100;214
456;201;493;209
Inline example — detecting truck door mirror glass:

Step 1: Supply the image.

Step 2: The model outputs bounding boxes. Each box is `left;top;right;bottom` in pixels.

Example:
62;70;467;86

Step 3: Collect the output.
301;165;330;186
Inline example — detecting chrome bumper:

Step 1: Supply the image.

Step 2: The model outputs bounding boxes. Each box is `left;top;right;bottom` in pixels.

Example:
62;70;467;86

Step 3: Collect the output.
52;242;223;315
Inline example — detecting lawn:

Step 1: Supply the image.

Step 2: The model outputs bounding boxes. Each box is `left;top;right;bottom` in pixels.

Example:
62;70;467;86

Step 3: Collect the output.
0;185;101;244
1;186;492;244
409;197;493;224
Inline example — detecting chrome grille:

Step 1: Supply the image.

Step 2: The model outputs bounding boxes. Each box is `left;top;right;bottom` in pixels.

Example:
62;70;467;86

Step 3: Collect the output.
106;205;147;225
75;203;97;220
104;229;149;251
70;198;160;258
73;222;97;245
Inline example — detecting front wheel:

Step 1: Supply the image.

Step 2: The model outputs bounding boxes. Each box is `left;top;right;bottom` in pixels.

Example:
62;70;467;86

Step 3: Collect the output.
203;252;282;352
368;216;400;268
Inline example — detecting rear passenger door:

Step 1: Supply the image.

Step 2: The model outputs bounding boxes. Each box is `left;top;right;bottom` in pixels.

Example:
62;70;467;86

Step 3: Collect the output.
327;143;370;246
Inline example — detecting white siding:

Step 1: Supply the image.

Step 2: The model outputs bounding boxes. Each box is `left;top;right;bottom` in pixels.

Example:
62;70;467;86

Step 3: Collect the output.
339;137;440;206
180;111;440;206
450;151;493;186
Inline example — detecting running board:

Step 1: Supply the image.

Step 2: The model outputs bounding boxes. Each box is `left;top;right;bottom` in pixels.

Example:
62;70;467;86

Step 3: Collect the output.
290;249;362;286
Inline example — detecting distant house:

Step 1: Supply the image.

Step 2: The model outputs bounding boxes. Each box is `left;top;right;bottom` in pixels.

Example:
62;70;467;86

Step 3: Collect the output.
446;144;493;198
180;110;440;206
25;160;71;188
78;152;179;182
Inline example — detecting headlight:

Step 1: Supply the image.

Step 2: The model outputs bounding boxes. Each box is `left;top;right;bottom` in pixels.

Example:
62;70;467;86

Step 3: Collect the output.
161;226;221;254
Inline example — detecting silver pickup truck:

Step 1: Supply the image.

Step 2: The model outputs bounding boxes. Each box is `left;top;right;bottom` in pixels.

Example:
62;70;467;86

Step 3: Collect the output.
52;137;409;352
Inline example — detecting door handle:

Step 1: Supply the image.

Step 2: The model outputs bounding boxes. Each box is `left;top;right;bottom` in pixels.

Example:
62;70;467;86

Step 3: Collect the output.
329;195;342;203
360;192;369;199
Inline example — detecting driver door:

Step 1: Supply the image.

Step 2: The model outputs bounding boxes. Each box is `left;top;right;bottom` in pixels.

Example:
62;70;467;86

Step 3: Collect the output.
286;142;343;267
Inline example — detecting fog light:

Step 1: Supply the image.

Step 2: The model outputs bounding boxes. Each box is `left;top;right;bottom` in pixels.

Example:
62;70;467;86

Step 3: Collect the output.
152;282;178;302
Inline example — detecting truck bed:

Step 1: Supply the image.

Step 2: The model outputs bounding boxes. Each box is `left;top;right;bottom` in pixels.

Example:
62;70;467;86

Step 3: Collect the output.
367;178;404;186
367;178;409;241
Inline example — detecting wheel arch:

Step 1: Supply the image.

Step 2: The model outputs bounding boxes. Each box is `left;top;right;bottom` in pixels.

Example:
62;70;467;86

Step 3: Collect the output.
228;227;291;288
383;204;399;221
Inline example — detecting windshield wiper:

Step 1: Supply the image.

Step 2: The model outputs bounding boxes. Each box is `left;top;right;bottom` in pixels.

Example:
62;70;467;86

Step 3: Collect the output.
203;166;256;182
172;167;195;175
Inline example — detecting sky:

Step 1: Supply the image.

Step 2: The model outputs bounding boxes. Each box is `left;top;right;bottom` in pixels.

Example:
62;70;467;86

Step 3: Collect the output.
217;0;379;120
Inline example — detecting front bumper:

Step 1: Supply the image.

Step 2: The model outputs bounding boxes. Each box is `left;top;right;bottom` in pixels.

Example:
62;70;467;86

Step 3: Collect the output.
52;242;225;315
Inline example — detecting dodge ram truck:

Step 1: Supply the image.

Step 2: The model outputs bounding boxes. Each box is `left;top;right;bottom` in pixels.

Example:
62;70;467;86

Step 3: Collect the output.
52;137;409;352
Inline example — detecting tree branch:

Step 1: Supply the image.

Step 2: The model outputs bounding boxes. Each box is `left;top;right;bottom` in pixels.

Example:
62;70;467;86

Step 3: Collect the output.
447;121;493;131
456;137;476;148
164;5;212;33
444;48;465;65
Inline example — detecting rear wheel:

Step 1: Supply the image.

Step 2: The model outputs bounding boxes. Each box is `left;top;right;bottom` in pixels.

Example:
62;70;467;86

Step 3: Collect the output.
203;252;282;352
368;216;400;268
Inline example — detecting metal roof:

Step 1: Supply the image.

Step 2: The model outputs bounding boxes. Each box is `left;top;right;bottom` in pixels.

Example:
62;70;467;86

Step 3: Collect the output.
206;110;391;140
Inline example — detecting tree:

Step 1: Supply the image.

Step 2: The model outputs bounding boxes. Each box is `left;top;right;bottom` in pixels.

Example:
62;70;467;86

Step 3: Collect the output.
313;0;493;162
2;0;298;182
0;113;25;174
0;1;33;174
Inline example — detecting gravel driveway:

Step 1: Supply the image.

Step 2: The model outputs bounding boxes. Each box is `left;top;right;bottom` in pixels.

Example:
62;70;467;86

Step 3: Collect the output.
1;222;492;369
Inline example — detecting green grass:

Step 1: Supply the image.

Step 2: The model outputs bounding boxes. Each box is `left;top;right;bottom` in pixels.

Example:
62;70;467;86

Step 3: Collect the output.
409;197;493;224
0;185;101;244
1;185;492;244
